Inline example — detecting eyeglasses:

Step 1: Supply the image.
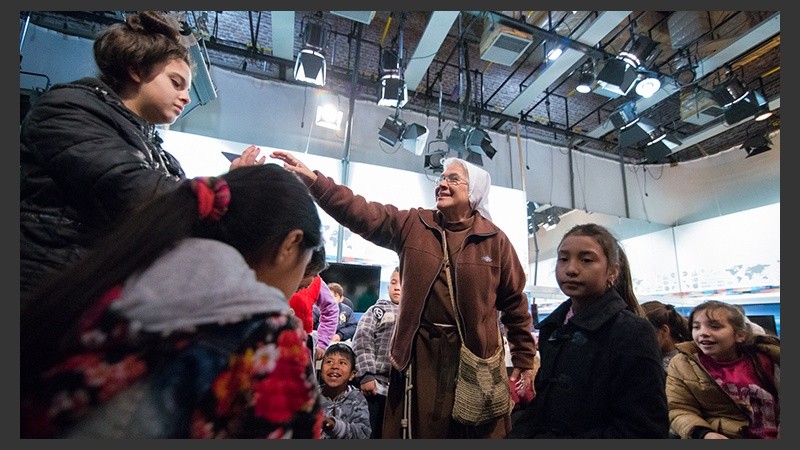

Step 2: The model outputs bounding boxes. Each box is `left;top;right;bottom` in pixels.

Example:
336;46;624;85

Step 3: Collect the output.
435;173;467;186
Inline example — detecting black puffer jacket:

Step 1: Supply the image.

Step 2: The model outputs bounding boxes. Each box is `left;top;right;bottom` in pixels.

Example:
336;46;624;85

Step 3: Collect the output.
508;289;670;438
20;77;185;296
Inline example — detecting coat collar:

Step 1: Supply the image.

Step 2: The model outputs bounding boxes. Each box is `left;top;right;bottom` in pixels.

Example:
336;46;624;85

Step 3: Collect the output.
418;209;498;237
537;289;627;332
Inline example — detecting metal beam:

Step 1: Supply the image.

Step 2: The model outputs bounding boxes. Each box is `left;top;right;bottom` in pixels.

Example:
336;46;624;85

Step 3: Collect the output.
404;11;460;91
270;11;295;60
491;11;630;127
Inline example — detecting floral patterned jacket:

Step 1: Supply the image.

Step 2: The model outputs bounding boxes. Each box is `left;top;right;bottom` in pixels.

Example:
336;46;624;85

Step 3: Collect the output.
21;239;323;439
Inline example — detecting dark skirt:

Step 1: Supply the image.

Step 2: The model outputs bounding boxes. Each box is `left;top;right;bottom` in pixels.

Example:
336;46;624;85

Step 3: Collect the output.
382;322;510;438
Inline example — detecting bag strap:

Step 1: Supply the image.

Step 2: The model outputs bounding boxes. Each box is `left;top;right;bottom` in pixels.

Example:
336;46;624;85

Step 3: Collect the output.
442;231;503;349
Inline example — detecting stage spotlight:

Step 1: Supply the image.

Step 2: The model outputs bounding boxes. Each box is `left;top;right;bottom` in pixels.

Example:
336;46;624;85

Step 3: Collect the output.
672;50;698;87
446;125;496;164
741;133;772;158
378;116;428;155
609;102;660;149
644;132;681;163
465;128;496;159
378;74;408;108
711;77;749;107
597;33;660;97
619;117;659;149
424;150;447;172
576;60;595;94
546;47;563;61
378;116;405;147
378;48;408;108
445;125;470;152
402;123;428;156
618;33;659;69
711;77;773;124
609;102;638;130
315;92;343;130
294;49;326;86
294;19;328;87
541;213;560;231
635;73;661;98
724;90;770;125
596;58;638;96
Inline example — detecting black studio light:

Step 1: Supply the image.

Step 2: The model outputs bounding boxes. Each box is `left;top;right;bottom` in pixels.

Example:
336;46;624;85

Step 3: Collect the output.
741;133;772;158
597;33;659;97
611;102;659;149
378;116;429;155
596;58;638;96
445;125;497;166
712;77;772;125
424;150;447;171
644;132;681;163
294;18;328;87
378;48;408;108
576;59;595;94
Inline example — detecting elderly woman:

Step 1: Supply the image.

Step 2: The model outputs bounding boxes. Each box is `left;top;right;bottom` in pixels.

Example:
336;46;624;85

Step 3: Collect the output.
271;151;537;439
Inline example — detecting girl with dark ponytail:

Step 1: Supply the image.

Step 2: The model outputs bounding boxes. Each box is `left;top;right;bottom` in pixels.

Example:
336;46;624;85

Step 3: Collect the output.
21;164;323;438
641;300;692;371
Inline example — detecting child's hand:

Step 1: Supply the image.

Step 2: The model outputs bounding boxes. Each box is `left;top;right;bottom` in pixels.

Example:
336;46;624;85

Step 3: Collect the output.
322;417;335;434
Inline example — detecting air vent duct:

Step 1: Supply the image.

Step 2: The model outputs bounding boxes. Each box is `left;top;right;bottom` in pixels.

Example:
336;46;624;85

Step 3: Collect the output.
680;89;725;125
330;11;376;25
480;20;532;66
667;11;711;49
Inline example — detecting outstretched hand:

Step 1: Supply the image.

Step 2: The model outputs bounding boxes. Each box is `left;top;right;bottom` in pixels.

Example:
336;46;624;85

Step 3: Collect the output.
229;144;266;171
270;150;317;185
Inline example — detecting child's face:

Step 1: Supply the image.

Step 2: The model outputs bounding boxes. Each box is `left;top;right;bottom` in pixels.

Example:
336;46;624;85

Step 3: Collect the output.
321;351;355;388
691;309;744;362
388;271;402;304
555;235;614;301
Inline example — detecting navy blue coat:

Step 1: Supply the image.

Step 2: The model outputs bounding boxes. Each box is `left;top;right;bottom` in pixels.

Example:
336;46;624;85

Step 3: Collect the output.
508;289;669;438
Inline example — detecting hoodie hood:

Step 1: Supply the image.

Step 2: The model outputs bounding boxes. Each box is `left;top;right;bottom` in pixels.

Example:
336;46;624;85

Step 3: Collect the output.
113;238;289;334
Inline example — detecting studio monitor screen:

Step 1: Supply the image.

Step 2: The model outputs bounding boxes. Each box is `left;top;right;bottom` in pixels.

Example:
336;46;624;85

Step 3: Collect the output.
321;262;382;313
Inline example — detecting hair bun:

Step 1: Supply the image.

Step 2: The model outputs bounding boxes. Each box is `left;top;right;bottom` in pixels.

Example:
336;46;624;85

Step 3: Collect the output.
128;11;181;41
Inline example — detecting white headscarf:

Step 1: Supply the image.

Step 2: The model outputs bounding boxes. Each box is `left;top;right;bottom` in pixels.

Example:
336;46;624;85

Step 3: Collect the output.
442;157;492;220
